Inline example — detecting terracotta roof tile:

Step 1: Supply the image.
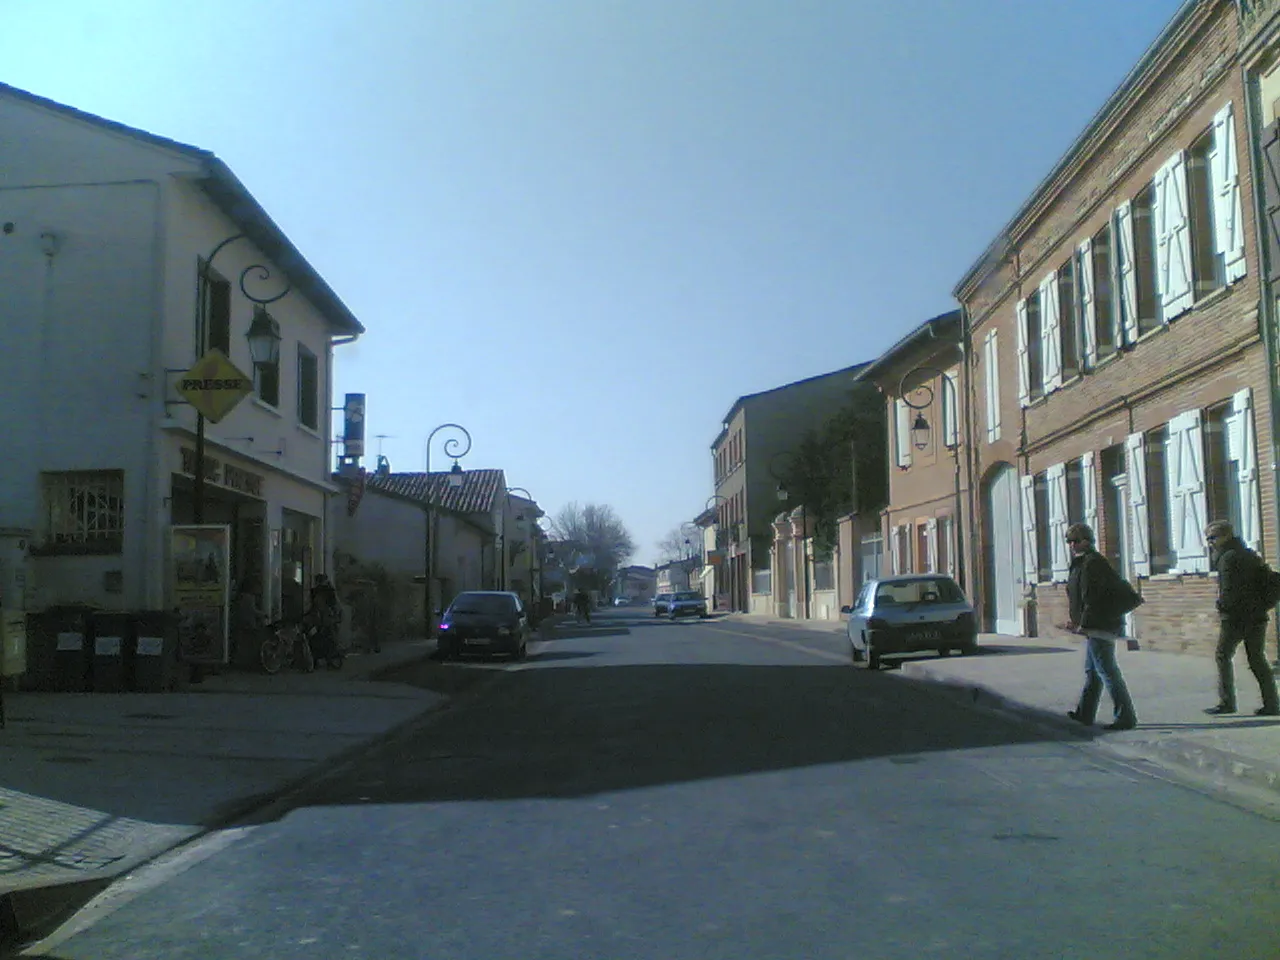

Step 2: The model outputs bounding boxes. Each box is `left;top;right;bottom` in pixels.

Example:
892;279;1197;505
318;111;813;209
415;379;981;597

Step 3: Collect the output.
367;469;505;516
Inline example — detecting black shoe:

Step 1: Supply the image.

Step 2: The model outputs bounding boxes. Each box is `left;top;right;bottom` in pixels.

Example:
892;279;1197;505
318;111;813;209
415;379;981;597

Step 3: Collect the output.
1104;719;1137;731
1204;704;1236;715
1255;705;1280;717
1067;710;1091;725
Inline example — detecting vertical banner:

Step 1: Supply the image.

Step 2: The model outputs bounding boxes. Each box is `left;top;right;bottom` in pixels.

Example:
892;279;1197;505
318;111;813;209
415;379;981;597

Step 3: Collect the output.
170;525;231;664
343;393;366;460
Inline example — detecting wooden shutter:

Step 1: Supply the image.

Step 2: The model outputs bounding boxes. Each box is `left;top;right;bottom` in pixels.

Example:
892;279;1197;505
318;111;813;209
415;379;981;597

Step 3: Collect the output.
1016;299;1031;407
985;330;1002;442
1040;273;1062;391
1212;102;1247;283
1154;151;1194;320
943;369;959;447
1261;119;1280;287
1077;239;1097;368
926;518;938;572
1114;202;1139;345
1046;463;1069;582
1231;388;1262;551
895;399;912;468
1081;451;1098;532
1125;432;1151;577
1171;409;1209;573
1020;474;1039;585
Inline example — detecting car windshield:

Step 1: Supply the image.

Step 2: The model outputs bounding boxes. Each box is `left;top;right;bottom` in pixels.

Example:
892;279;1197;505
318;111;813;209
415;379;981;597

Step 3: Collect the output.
448;594;516;617
673;592;701;601
874;579;965;606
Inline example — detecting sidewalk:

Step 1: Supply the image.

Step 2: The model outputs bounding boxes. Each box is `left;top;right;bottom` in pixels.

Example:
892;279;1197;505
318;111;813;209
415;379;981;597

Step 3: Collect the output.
729;613;1280;808
0;638;445;946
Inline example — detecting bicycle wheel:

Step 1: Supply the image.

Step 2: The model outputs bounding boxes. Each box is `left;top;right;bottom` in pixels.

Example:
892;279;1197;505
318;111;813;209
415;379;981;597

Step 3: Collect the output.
260;634;288;674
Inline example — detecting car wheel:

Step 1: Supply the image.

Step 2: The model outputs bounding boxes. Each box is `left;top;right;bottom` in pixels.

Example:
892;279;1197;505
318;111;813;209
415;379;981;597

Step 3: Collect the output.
959;638;978;656
513;640;527;661
938;647;951;658
849;641;865;664
866;642;881;670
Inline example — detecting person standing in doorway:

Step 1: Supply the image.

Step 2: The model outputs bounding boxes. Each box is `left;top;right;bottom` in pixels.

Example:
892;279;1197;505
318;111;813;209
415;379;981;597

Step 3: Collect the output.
1204;521;1280;717
1063;522;1138;731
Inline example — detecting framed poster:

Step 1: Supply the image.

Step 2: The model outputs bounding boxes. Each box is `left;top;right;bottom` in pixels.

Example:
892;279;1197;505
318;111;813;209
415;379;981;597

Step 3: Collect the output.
170;524;231;664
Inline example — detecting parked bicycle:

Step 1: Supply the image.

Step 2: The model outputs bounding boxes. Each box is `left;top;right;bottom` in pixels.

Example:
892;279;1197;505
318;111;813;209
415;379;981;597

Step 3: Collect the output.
260;617;314;675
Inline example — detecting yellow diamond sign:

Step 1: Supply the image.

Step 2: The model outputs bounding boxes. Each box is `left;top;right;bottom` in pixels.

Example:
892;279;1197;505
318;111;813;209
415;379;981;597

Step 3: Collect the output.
179;348;253;423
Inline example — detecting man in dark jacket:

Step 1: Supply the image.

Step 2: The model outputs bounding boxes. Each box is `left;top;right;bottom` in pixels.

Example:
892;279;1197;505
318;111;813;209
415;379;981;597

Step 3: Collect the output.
1205;521;1279;716
1063;522;1137;730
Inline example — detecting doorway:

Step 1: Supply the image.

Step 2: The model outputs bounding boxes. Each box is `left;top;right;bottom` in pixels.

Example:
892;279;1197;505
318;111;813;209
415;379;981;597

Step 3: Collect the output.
983;463;1023;634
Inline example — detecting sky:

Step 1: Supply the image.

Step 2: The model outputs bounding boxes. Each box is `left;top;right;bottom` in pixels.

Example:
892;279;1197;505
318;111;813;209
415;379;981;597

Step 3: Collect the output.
2;0;1185;566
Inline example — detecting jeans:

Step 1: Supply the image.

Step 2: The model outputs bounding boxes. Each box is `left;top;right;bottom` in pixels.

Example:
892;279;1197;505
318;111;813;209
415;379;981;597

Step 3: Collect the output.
1215;621;1279;711
1075;635;1137;725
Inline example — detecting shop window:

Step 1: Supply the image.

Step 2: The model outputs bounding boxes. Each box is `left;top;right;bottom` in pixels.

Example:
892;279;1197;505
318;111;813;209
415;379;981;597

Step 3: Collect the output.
40;470;124;554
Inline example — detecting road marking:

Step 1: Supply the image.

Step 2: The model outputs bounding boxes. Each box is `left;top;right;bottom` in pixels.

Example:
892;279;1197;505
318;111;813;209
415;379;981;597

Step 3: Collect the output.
697;623;849;664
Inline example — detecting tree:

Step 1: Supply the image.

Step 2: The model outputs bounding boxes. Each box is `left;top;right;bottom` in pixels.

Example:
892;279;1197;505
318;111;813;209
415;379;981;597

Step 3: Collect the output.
547;502;637;593
656;527;695;564
774;382;887;557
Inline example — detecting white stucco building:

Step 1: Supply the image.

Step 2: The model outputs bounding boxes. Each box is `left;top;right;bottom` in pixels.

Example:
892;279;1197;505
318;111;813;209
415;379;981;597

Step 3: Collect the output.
0;83;363;621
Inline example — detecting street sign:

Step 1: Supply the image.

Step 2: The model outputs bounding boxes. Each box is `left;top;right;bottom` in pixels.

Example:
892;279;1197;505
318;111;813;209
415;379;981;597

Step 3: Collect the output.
179;348;253;423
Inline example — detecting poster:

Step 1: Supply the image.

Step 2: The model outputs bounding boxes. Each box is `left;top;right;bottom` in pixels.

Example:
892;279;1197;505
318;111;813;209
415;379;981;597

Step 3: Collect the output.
170;524;231;664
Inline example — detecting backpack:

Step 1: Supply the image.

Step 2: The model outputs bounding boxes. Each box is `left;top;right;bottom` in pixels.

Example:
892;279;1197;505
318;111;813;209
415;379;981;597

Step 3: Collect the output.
1259;564;1280;608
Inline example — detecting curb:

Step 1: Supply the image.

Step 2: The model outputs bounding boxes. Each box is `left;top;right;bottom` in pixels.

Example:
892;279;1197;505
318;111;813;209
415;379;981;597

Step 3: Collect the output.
899;662;1280;808
0;655;470;955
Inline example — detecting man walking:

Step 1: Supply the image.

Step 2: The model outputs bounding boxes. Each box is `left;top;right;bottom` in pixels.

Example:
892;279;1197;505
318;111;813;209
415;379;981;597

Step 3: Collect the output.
1063;522;1138;731
1204;521;1280;716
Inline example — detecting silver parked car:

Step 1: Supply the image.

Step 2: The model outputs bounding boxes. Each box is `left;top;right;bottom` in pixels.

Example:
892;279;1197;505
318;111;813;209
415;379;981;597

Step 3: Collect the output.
841;574;977;669
653;593;674;617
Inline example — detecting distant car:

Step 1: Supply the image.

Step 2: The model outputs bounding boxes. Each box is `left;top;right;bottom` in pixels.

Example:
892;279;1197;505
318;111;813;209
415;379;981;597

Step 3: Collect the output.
613;597;630;607
842;575;976;669
667;591;708;619
653;593;674;616
437;590;530;660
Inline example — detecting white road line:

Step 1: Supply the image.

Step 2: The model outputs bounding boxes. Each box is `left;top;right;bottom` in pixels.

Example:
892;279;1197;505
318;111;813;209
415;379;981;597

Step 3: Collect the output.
697;623;849;664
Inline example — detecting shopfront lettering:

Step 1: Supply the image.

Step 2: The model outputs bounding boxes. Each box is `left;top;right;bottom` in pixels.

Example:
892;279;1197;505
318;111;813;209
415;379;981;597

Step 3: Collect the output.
181;377;250;391
180;448;264;498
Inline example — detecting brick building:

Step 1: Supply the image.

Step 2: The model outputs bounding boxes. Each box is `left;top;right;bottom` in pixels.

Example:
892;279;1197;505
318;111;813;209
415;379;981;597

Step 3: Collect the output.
955;0;1272;653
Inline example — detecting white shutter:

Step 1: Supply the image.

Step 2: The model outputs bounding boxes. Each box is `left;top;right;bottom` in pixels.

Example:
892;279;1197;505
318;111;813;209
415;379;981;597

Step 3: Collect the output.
1126;432;1151;577
942;516;957;578
943;369;959;447
1115;201;1139;345
926;518;938;572
895;399;912;468
1171;410;1209;573
1040;274;1062;391
1078;239;1097;368
1153;152;1194;321
985;330;1002;442
1166;413;1188;568
890;525;902;575
1232;388;1262;551
1015;299;1031;407
1212;103;1247;283
1047;463;1069;582
1020;474;1039;585
1081;451;1098;533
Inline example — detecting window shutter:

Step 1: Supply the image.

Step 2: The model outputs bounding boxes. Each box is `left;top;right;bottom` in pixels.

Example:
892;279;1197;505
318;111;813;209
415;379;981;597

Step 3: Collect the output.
1212;102;1247;283
943;369;959;447
890;525;902;575
895;399;912;468
1114;202;1139;345
1016;299;1031;407
1077;239;1097;368
926;518;938;572
1125;433;1151;577
1040;274;1062;391
1154;152;1194;320
1173;410;1209;573
1020;474;1039;585
1081;451;1098;532
985;331;1002;442
1047;463;1069;582
1232;388;1262;551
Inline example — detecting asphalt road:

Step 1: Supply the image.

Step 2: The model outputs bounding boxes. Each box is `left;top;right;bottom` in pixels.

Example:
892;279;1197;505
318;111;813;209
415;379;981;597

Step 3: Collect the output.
28;609;1280;959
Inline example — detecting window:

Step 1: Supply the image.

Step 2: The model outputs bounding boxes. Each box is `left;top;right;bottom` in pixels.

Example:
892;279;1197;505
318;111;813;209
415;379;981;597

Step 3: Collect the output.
916;523;930;574
1057;261;1079;382
1144;425;1173;575
1204;400;1240;534
984;330;1001;442
297;345;319;430
1025;293;1044;402
1132;183;1161;337
196;261;231;358
890;524;911;575
41;470;124;554
1034;471;1051;583
937;515;955;578
252;308;280;407
942;368;959;448
1065;458;1085;528
894;398;912;467
1080;225;1117;366
1187;129;1225;299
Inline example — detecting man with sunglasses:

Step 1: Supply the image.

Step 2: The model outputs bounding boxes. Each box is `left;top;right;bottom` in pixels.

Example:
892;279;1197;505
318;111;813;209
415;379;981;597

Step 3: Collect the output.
1063;522;1138;731
1204;520;1279;716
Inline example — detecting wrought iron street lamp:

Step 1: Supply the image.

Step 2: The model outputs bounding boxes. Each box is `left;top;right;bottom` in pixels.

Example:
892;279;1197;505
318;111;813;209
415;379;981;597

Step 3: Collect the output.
898;365;965;588
423;423;471;638
506;485;537;616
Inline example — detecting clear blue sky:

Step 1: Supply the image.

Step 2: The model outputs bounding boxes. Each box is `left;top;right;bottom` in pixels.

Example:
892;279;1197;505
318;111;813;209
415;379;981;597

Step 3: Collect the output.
3;0;1182;565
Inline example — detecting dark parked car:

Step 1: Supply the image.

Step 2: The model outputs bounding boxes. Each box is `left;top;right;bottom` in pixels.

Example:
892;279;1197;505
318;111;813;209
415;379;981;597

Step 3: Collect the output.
438;590;530;660
653;593;674;617
841;574;977;669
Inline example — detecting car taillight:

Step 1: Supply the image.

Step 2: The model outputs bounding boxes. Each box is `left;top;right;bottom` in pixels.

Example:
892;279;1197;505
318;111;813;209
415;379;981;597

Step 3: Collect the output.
866;617;890;630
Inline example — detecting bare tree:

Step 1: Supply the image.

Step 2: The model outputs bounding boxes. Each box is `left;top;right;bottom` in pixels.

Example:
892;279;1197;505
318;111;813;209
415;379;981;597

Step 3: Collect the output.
656;528;687;564
548;502;636;591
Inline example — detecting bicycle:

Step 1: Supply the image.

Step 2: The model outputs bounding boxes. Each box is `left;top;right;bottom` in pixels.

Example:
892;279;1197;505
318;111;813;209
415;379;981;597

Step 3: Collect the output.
260;618;314;674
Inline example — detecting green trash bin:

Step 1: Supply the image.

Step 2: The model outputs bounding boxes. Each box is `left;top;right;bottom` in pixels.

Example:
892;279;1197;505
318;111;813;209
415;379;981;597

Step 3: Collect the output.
91;612;133;693
49;607;92;692
133;611;180;692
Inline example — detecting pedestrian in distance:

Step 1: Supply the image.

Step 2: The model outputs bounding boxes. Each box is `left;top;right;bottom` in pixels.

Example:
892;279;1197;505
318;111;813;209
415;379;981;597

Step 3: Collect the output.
1204;520;1280;717
1061;522;1138;731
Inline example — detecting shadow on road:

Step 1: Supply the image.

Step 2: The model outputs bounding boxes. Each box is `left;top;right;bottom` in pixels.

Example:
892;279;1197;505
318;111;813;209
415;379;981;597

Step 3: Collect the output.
285;660;1062;810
